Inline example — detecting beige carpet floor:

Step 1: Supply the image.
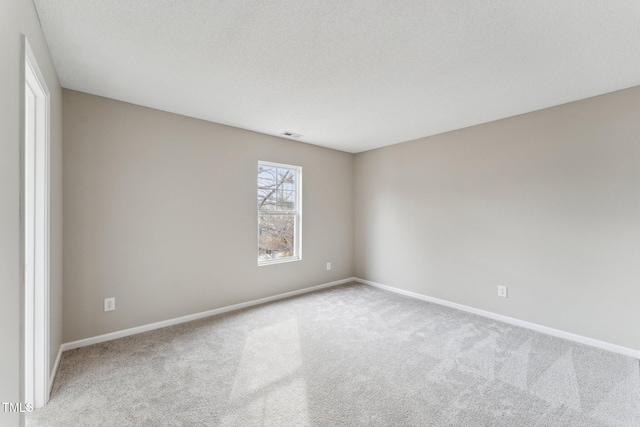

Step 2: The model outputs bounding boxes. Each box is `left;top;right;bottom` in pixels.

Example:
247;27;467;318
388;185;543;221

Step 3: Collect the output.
27;282;640;426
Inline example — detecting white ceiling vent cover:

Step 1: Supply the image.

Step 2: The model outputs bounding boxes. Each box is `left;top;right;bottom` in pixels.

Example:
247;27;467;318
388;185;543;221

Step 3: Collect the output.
281;131;302;138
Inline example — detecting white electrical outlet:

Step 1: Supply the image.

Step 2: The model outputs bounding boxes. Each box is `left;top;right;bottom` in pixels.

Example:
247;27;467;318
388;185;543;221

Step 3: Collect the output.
104;297;115;312
326;262;331;271
497;286;508;298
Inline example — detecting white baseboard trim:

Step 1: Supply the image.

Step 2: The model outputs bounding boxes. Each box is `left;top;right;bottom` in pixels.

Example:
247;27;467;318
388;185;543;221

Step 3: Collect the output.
61;277;356;352
49;345;63;397
355;277;640;359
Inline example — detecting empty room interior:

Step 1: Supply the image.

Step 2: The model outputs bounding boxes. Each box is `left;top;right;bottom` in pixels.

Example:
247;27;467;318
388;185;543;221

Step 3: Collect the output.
2;1;640;426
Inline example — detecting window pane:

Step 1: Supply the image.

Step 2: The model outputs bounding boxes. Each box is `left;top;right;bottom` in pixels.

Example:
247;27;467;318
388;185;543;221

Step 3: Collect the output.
258;214;295;260
257;188;276;210
277;190;295;210
259;165;297;211
258;166;277;189
277;168;296;191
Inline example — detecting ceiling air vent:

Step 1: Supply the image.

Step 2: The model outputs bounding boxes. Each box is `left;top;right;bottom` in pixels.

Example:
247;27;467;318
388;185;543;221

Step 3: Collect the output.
281;131;302;138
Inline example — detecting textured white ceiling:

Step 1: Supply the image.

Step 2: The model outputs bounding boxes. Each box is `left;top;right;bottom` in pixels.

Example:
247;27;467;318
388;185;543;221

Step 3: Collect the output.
34;0;640;153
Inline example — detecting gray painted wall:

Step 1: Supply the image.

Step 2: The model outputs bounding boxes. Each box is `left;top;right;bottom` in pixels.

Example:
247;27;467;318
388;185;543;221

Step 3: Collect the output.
355;86;640;350
1;0;63;425
62;89;355;343
63;85;640;351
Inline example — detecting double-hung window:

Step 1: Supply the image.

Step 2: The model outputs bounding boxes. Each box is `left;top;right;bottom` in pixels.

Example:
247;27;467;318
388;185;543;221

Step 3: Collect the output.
257;161;302;265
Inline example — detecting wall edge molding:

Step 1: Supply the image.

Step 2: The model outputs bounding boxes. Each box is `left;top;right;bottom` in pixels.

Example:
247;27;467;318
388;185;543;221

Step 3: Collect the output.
355;277;640;359
48;344;63;399
60;277;356;353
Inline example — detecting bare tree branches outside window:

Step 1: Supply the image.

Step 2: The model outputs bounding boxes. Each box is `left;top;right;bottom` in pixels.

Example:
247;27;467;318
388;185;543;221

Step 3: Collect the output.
258;163;300;262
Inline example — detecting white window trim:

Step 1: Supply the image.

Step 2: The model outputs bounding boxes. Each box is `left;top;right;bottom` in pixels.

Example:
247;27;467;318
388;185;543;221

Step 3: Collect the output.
257;161;302;266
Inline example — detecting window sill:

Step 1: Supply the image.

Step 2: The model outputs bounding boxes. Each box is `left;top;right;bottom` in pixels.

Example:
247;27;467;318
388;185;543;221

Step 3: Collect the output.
258;256;301;267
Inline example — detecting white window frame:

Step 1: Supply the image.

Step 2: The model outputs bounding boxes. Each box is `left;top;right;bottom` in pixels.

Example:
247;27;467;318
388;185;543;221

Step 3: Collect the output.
257;161;302;266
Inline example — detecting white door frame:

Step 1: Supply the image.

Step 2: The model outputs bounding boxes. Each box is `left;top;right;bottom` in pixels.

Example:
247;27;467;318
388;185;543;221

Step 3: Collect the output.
23;36;51;409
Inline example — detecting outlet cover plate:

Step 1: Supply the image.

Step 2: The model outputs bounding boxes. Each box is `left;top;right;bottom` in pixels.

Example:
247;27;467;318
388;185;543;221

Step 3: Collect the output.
104;297;115;312
497;286;508;298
